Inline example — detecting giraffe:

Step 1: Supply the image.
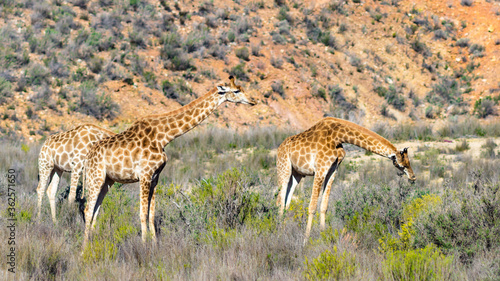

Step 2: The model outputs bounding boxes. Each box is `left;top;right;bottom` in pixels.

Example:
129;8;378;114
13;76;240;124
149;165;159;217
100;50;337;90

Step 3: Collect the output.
36;124;115;223
276;117;416;244
82;76;256;248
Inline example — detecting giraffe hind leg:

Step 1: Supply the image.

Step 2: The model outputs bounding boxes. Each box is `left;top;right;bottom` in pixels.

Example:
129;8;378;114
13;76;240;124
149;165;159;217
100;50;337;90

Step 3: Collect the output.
82;175;110;250
277;152;291;215
37;166;54;220
319;158;341;230
284;169;303;210
47;168;63;224
147;162;166;242
91;178;113;230
304;171;326;245
68;165;83;204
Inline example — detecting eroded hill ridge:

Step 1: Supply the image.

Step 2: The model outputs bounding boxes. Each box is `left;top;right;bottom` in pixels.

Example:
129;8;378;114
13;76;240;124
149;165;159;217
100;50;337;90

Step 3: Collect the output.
0;0;499;140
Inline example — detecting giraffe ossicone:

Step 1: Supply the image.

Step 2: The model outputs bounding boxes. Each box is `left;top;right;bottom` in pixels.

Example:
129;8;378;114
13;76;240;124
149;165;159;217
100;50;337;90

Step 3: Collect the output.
276;117;416;245
81;76;256;249
36;124;115;223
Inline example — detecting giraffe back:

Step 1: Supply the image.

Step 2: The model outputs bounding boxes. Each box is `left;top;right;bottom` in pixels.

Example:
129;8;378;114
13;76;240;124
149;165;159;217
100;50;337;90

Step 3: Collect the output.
39;124;115;172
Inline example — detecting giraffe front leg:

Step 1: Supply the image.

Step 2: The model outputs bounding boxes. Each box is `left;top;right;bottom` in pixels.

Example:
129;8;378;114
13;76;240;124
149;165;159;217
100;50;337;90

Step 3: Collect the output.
82;190;97;251
304;173;325;245
139;177;152;242
82;173;108;251
36;167;53;220
148;161;166;243
320;157;343;230
276;151;292;216
320;170;337;230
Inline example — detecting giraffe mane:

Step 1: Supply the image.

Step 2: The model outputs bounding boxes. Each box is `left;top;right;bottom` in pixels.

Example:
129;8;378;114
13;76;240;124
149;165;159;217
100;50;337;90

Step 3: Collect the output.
140;86;220;120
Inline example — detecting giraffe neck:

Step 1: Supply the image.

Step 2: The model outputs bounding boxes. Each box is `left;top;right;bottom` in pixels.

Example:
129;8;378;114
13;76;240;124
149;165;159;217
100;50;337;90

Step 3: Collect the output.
332;120;397;158
147;87;224;148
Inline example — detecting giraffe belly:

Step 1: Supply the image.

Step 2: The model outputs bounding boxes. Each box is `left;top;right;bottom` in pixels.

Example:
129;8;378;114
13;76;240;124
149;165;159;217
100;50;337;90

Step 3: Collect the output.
105;166;139;183
290;152;315;176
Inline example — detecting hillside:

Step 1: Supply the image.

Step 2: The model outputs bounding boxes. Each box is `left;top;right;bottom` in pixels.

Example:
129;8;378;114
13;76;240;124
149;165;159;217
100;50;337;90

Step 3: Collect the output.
0;0;499;140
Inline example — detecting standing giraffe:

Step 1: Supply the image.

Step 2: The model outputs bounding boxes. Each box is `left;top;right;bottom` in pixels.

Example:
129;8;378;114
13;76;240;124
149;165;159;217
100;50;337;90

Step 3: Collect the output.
37;124;115;222
276;117;416;244
82;76;256;248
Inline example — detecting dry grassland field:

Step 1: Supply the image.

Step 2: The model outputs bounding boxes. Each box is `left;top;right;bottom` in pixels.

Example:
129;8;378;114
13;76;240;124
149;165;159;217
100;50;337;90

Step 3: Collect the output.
1;120;500;280
1;0;500;280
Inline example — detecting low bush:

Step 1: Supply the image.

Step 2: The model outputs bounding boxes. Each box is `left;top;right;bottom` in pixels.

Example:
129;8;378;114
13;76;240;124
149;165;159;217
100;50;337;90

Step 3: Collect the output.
413;178;500;264
480;139;497;159
228;63;249;81
161;78;193;105
303;246;357;280
382;244;454;280
271;80;285;98
77;81;120;120
0;77;13;105
426;76;463;106
235;47;250;61
474;97;496;118
82;188;139;262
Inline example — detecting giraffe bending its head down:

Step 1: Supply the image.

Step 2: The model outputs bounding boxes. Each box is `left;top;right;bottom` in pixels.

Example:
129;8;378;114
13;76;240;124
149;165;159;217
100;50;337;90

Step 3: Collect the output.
276;117;416;244
36;124;115;222
82;76;257;249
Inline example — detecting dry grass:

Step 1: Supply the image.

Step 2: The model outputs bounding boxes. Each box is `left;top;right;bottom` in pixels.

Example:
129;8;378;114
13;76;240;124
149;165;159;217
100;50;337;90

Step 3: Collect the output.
1;124;499;279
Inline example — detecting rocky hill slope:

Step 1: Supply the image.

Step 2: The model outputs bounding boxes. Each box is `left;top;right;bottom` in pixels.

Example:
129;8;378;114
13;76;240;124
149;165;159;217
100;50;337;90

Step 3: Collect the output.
0;0;499;140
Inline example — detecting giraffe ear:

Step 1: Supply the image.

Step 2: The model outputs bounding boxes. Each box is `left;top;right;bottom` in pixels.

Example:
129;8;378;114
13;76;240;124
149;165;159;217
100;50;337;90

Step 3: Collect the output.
388;154;396;161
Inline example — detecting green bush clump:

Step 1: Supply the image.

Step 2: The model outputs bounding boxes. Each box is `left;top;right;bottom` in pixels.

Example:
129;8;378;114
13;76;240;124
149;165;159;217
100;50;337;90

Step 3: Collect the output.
427;76;463;106
413;180;500;264
303;246;357;280
161;78;193;105
473;96;496;118
190;168;261;229
82;188;139;262
382;244;453;280
455;139;470;152
77;81;120;120
235;47;250;61
0;77;13;105
480;139;497;158
228;63;249;81
379;194;442;253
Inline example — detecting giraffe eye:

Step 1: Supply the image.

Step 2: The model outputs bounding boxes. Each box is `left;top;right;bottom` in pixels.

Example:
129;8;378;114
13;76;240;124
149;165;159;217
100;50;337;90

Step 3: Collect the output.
233;90;240;94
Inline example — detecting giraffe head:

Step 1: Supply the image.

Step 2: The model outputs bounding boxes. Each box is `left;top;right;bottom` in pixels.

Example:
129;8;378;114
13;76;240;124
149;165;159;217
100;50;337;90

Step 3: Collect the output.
216;76;257;105
390;147;416;182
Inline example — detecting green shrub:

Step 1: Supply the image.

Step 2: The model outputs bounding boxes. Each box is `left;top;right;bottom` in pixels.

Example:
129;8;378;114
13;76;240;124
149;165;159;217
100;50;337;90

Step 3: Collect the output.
161;78;193;105
235;47;250;61
303;246;357;280
191;168;261;229
82;188;138;262
469;43;485;57
382;244;453;281
380;194;442;253
455;139;470;152
413;181;500;264
480;139;497;158
271;80;285;98
0;77;12;105
473;97;496;118
228;63;249;81
77;81;120;120
27;63;50;86
426;76;463;106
